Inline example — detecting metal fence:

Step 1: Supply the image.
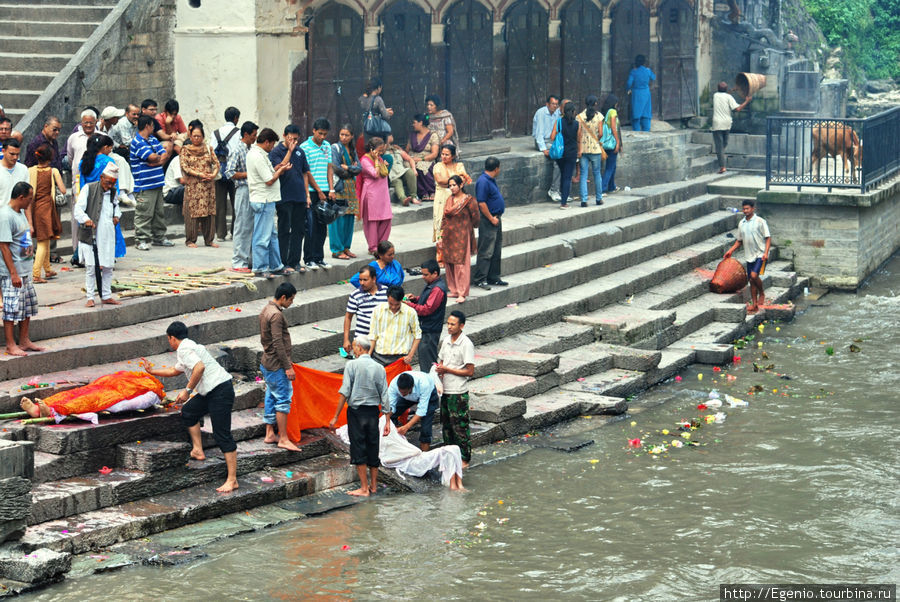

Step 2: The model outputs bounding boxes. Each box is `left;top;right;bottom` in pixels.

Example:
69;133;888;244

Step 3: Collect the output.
765;106;900;193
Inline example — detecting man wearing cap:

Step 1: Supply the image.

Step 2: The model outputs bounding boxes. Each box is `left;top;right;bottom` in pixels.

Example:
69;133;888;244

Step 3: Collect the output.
74;163;122;307
98;106;124;134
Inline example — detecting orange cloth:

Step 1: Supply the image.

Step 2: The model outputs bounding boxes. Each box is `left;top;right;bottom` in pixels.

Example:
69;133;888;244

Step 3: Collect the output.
41;371;165;416
285;359;410;443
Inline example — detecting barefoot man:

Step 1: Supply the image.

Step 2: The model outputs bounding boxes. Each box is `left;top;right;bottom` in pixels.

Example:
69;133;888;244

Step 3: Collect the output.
259;282;302;451
145;321;239;492
724;199;771;314
329;335;391;497
0;182;46;357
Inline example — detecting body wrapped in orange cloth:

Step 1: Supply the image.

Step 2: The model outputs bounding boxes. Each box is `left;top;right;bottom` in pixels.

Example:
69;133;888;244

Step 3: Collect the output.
21;371;166;423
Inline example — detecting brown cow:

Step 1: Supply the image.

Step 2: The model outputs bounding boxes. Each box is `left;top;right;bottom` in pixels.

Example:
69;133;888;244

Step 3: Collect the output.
811;122;862;183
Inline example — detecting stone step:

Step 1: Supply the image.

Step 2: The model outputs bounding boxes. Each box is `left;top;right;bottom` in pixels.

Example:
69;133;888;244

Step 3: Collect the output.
0;71;57;92
523;390;625;431
0;5;113;22
691;131;768;156
707;176;764;198
468;372;560;400
221;205;737;371
0;38;86;55
0;90;41;109
561;368;648;398
0;20;101;38
565;307;676;345
724;154;766;172
644;347;697;386
116;440;191;473
468;394;526;424
28;434;330;526
475;349;559;377
0;52;71;72
690;155;720;178
19;454;356;554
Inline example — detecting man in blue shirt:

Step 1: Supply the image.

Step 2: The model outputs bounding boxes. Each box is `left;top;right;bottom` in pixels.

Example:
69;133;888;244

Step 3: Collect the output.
299;118;336;271
388;370;439;451
130;115;170;250
270;124;313;272
473;156;506;289
532;95;561;202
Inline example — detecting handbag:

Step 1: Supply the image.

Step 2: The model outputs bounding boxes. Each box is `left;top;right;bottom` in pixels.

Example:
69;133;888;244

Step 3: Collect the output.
55;192;68;207
363;96;391;137
548;118;564;160
314;200;345;225
601;112;617;151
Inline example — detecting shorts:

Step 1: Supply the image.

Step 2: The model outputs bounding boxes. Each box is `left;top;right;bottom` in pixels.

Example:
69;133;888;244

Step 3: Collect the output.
347;405;381;467
181;380;237;453
746;257;764;278
1;275;38;323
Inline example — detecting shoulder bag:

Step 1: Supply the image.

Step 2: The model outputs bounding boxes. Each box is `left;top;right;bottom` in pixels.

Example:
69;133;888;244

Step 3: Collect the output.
363;96;391;137
548;118;565;160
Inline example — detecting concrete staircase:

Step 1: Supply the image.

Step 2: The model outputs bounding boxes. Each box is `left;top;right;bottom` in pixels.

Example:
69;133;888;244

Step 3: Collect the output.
0;173;805;565
692;131;767;174
0;0;118;124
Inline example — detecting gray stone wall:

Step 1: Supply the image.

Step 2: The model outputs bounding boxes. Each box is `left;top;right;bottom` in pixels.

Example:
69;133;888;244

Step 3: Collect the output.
73;2;176;132
759;178;900;289
0;439;34;544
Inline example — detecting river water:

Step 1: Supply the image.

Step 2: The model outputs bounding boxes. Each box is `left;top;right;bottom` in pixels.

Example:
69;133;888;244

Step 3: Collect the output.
31;257;900;601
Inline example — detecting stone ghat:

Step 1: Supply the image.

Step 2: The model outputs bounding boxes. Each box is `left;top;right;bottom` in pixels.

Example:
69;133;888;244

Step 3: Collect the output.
0;172;805;592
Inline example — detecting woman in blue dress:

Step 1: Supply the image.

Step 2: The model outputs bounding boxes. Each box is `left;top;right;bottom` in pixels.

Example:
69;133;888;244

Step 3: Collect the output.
348;239;405;288
79;134;126;258
626;54;656;132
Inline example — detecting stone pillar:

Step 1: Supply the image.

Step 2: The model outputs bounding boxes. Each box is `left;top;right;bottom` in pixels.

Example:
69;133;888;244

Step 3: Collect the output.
363;25;381;80
601;16;612;94
491;20;508;136
0;439;33;543
429;23;447;107
548;19;562;97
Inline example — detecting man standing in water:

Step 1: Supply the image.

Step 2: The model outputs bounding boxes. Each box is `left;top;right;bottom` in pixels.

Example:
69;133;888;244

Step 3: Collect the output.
329;335;391;496
435;310;475;467
145;321;239;493
724;199;770;314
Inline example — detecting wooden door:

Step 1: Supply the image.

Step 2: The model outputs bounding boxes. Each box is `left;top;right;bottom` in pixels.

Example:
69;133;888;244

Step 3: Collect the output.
560;0;603;108
307;3;365;135
381;1;430;145
658;0;697;119
505;0;548;135
610;0;649;124
444;0;493;142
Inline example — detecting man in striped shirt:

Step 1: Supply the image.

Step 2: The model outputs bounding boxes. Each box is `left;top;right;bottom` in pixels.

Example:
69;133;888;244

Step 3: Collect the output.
299;118;335;271
130;115;170;250
368;285;421;367
343;265;387;356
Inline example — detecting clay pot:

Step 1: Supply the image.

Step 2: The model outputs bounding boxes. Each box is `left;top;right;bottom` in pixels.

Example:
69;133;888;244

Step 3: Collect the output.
735;72;767;97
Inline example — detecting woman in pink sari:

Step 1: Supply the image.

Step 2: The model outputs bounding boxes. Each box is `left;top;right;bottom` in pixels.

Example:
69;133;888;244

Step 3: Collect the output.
358;137;393;254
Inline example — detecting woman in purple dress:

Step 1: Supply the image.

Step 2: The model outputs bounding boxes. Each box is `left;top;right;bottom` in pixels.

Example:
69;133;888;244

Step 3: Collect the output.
406;114;439;201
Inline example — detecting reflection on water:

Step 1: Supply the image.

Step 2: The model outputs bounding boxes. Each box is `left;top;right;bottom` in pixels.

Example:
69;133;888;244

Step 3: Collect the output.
32;257;900;601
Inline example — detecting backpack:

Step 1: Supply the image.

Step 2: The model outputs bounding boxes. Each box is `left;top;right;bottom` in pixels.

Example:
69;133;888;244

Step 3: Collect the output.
214;127;238;176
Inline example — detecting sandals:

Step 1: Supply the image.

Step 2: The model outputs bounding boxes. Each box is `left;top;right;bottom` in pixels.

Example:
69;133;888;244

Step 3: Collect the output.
332;252;351;260
402;197;412;207
33;277;48;284
343;249;357;258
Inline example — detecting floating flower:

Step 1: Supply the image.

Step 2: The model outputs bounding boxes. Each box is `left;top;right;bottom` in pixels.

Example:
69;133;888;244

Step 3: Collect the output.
671;440;684;448
589;459;599;464
698;373;704;381
498;500;504;505
628;438;642;448
630;421;637;426
757;342;763;348
341;545;350;551
661;429;670;435
775;327;780;332
705;415;716;423
674;376;683;382
697;403;708;410
733;356;742;363
758;324;765;333
98;466;112;475
475;522;487;530
681;432;691;440
713;366;721;372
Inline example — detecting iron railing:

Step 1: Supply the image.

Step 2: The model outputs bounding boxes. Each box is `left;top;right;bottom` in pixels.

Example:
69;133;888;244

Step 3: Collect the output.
765;106;900;193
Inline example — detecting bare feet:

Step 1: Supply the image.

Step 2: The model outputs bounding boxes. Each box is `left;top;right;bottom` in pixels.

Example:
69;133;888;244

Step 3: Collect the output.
747;304;759;314
6;345;27;356
347;487;370;497
263;435;279;444
462;461;470;469
456;296;466;303
20;397;40;418
186;242;198;248
101;298;122;305
85;299;96;308
207;243;220;248
277;438;302;452
20;340;46;352
190;448;206;461
216;479;239;493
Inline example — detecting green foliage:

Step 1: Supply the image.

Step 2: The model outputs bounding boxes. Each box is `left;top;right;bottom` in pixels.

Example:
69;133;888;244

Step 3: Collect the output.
803;0;900;81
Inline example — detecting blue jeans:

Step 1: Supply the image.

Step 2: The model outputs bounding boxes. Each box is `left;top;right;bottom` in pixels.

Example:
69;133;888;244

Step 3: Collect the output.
250;202;283;273
260;364;292;424
231;185;252;268
579;153;604;202
602;151;618;192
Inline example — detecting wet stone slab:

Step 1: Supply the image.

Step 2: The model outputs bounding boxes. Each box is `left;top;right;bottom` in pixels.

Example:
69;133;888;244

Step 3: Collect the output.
0;546;71;583
468;394;526;423
116;440;190;473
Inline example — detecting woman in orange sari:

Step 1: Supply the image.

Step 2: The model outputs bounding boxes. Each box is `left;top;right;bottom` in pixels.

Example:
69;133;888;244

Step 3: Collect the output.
441;175;480;303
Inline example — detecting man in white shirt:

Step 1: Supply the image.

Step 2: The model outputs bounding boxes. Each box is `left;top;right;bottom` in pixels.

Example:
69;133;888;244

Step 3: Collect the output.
711;82;752;174
436;310;475;466
532;95;561;201
163;153;184;206
144;321;238;493
724;199;770;314
74;163;121;307
246;128;292;277
0;140;28;206
214;106;242;241
65;109;98;192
